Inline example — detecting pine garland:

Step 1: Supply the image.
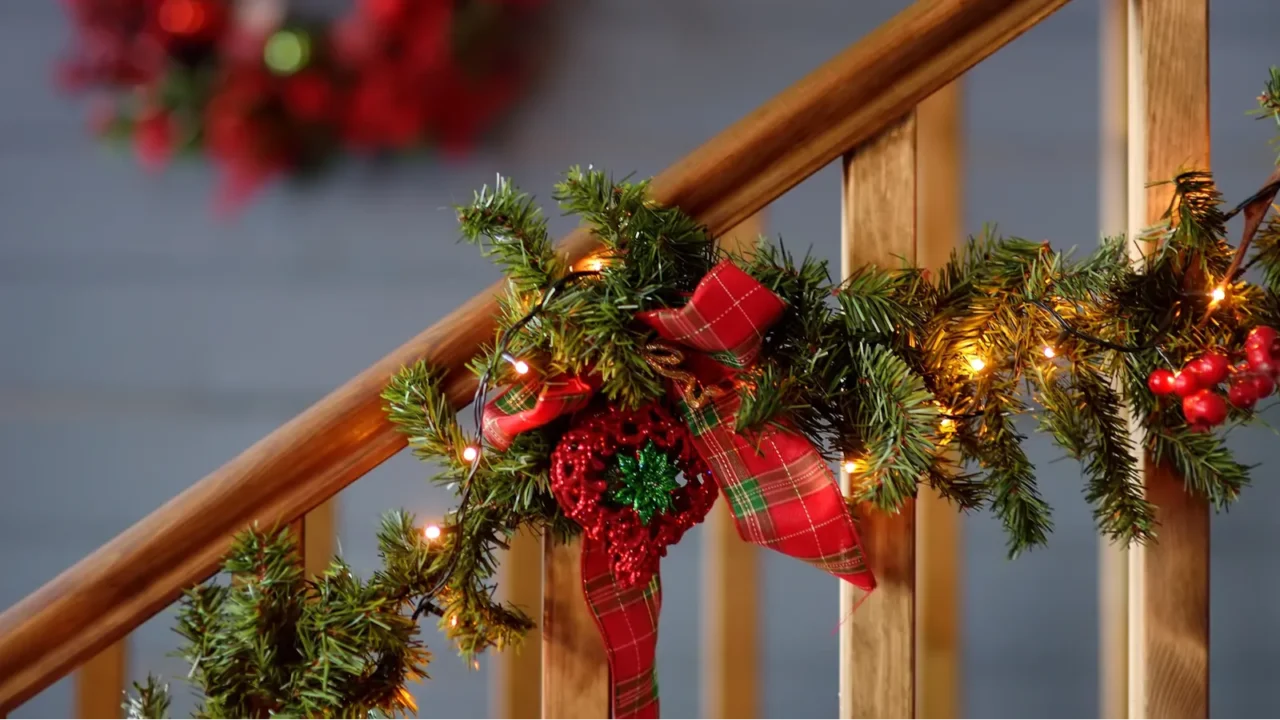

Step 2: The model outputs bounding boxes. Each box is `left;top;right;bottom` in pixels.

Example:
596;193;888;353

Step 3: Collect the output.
128;68;1280;714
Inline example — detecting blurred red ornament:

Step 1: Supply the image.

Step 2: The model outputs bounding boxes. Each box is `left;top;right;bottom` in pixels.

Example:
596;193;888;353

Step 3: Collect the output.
135;110;176;171
156;0;226;41
56;0;546;213
283;72;334;122
361;0;408;25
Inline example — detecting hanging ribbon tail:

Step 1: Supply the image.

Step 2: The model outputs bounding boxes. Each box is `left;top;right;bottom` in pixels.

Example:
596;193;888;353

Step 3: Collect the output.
582;537;661;720
639;259;877;596
481;374;597;451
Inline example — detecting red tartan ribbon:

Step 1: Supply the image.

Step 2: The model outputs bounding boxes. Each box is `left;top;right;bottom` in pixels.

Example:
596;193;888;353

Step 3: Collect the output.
481;260;876;718
482;374;597;452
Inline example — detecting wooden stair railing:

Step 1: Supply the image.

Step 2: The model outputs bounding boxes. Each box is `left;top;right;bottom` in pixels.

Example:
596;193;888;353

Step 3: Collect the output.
0;0;1072;713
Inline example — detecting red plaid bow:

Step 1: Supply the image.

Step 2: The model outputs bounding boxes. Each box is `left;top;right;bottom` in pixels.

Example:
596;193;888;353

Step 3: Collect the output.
482;260;876;718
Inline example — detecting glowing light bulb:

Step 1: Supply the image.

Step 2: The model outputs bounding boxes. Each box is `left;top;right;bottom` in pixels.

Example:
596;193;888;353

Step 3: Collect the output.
472;660;481;671
581;256;606;272
462;446;479;462
450;615;459;628
1211;286;1226;304
424;524;442;541
1042;346;1056;359
842;459;860;474
967;356;986;373
513;359;530;375
939;417;956;431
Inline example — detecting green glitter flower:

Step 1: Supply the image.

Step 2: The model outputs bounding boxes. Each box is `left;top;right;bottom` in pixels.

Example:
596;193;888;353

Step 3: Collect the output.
609;441;681;524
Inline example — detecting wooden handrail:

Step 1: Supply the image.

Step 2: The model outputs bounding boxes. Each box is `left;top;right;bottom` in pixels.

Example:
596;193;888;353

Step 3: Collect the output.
0;0;1070;712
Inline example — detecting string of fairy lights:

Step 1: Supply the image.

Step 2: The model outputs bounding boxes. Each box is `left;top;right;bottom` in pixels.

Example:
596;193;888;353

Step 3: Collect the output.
412;177;1276;618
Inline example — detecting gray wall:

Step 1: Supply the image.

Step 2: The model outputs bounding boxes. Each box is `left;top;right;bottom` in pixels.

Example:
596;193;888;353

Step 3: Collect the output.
2;0;1278;717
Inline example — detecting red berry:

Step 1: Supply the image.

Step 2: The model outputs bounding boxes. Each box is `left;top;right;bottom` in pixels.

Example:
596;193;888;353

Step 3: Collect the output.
1246;326;1277;352
1147;368;1177;395
1189;351;1229;386
1183;389;1228;428
1247;347;1278;378
1173;370;1202;397
1228;380;1258;410
135;110;175;172
1250;372;1276;398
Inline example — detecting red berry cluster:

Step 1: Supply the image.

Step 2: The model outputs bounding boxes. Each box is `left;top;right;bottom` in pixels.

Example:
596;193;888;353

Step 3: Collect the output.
1146;326;1279;431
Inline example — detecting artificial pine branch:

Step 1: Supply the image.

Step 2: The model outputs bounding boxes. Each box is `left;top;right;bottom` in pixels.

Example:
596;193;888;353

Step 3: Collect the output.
440;160;1275;555
458;175;564;293
125;677;171;720
120;59;1280;720
129;509;537;718
1253;66;1280;161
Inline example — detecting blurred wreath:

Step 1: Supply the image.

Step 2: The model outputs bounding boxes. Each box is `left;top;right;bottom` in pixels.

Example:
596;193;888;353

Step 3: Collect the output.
56;0;547;212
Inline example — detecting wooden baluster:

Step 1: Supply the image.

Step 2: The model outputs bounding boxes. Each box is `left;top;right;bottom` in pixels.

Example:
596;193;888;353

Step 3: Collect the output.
496;527;542;718
293;499;337;578
1126;0;1210;717
75;643;126;719
702;213;765;720
1099;0;1130;716
915;81;964;720
542;537;608;718
840;113;918;719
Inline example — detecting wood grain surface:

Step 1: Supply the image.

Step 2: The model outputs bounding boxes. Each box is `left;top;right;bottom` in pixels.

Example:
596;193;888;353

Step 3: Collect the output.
541;536;609;719
75;642;125;719
0;0;1073;712
914;81;965;720
840;114;918;719
496;527;543;719
1126;0;1210;717
1098;0;1130;716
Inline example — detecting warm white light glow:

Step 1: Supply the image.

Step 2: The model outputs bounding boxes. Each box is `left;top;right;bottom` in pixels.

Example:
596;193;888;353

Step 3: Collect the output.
842;459;860;474
939;417;956;431
513;359;530;375
424;524;442;541
967;356;986;372
450;615;459;628
1042;346;1056;359
1211;286;1226;303
583;257;605;272
462;446;479;462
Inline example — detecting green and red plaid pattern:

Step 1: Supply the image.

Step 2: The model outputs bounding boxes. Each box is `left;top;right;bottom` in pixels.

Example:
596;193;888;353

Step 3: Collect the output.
640;261;875;591
582;537;661;719
481;374;596;451
675;389;874;588
480;260;876;718
636;260;784;369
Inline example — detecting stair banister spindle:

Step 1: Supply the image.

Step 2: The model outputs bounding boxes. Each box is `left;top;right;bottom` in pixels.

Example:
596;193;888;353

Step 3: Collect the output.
1125;0;1211;716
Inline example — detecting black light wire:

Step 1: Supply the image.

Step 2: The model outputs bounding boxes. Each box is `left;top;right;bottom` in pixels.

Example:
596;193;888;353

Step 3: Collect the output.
412;270;600;622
